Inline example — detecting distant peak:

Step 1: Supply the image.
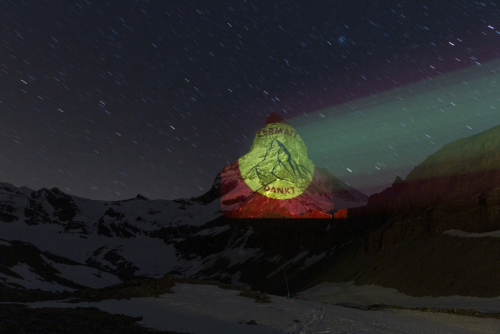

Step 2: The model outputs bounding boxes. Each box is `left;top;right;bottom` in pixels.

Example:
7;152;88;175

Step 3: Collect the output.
265;112;289;125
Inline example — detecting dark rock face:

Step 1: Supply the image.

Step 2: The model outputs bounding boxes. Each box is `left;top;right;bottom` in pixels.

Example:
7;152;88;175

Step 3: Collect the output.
369;124;500;214
265;111;289;125
193;173;221;205
364;124;500;251
318;232;500;298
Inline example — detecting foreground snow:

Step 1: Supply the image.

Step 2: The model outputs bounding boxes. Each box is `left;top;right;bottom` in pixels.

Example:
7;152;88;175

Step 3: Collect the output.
444;229;500;238
300;281;500;313
28;283;500;334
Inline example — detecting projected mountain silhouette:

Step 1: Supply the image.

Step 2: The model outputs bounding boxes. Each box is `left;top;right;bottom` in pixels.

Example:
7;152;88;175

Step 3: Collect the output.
249;139;312;186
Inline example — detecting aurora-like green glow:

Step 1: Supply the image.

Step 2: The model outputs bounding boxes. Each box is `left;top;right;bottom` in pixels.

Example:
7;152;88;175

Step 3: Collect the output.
290;58;500;195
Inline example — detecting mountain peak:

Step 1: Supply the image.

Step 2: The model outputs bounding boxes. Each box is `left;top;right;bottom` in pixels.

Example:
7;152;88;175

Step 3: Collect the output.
265;112;289;125
135;194;149;200
218;111;366;218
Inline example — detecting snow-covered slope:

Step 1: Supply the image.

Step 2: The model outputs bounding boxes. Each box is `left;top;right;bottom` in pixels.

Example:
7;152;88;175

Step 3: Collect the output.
0;177;357;294
0;179;224;290
0;239;121;291
300;281;500;313
28;283;500;334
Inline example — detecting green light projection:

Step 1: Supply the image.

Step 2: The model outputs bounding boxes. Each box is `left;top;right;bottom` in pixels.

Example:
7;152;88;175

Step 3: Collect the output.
289;58;500;195
239;123;314;199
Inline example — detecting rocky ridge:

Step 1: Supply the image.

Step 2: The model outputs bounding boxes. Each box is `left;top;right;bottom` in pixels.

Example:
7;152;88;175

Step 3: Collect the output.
364;123;500;252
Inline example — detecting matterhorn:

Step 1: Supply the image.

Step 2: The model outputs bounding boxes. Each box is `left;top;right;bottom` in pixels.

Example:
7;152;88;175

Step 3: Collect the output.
220;112;367;218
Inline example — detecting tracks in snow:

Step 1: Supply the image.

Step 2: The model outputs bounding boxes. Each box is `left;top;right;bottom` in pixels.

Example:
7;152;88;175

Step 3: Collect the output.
286;302;327;334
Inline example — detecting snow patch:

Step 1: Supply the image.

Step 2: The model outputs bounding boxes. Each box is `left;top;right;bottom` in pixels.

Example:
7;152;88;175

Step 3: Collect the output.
27;283;500;333
268;255;282;263
299;281;500;313
40;255;121;289
300;252;326;269
0;263;72;292
195;225;230;236
0;222;181;278
266;251;308;278
444;229;500;238
117;236;178;278
229;247;261;267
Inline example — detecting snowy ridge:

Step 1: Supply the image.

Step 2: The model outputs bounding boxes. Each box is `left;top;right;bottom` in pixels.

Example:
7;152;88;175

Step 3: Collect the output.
2;180;340;293
0;180;225;290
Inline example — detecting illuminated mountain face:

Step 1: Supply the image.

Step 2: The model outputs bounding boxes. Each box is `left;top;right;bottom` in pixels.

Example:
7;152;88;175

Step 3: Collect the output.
220;113;364;218
239;123;314;200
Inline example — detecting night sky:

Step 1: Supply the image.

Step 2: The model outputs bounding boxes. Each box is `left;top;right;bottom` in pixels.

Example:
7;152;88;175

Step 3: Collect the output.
2;1;500;201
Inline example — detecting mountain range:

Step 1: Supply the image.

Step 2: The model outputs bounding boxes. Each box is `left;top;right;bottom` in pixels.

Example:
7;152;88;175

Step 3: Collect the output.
2;116;500;307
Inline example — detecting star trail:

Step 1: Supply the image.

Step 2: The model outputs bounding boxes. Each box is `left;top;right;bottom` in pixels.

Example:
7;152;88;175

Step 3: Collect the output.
1;1;500;200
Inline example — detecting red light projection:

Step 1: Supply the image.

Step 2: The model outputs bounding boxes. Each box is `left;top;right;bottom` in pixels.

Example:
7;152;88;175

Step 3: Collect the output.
220;112;347;219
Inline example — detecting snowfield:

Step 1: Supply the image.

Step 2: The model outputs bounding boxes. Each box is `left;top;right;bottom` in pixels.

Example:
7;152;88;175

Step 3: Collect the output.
0;263;70;292
300;281;500;313
27;283;500;334
39;254;121;289
444;229;500;238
